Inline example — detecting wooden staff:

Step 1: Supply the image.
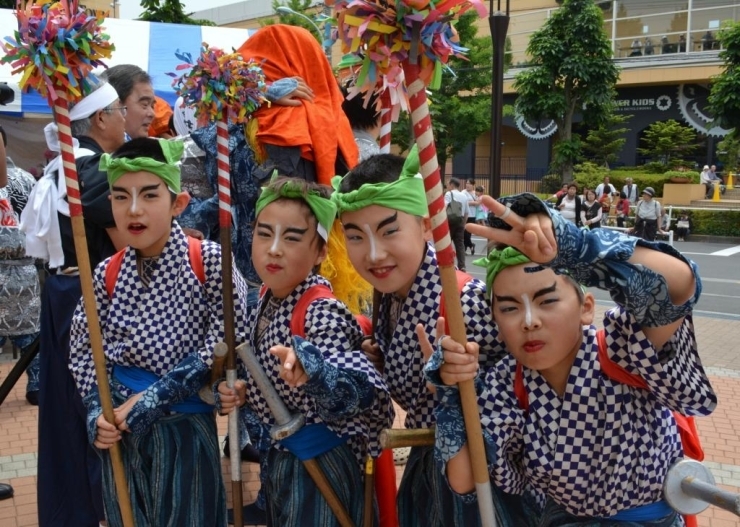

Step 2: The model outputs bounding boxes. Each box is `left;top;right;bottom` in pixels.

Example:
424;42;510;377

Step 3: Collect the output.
54;92;135;526
379;428;434;450
215;117;243;527
401;59;497;526
362;288;383;527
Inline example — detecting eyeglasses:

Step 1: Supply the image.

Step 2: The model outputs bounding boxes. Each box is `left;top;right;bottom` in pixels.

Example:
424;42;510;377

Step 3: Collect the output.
105;106;127;117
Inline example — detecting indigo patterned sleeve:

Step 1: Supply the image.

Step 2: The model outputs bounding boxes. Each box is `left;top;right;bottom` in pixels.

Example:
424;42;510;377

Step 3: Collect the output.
492;193;701;328
266;78;299;102
292;336;374;422
125;354;210;436
82;388;104;446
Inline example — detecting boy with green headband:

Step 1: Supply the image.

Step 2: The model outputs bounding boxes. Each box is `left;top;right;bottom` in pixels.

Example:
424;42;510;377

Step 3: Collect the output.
331;150;522;526
217;175;393;526
423;193;717;526
68;137;251;527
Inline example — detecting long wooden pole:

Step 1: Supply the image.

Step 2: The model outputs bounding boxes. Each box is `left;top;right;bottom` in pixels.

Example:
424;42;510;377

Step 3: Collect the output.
216;117;243;527
54;92;135;526
401;60;497;527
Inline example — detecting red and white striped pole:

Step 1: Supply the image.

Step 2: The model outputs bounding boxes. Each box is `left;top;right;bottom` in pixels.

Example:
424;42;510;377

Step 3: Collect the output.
216;117;243;527
378;91;392;154
402;61;497;527
54;92;135;527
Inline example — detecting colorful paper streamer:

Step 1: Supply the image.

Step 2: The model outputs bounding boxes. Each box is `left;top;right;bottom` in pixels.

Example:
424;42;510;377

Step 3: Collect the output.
170;43;268;127
0;0;115;103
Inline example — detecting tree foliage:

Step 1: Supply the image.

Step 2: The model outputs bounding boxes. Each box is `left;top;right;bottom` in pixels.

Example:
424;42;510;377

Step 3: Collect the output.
581;109;631;167
717;132;740;173
513;0;619;181
267;0;326;47
390;11;499;175
138;0;216;25
637;119;698;169
0;0;14;9
708;20;740;131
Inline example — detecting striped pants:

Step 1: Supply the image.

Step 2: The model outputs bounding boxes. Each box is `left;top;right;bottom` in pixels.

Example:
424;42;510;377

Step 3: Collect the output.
100;409;226;527
265;443;366;526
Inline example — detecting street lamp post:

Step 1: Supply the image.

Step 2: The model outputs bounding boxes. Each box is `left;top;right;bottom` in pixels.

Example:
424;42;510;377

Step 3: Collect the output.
276;6;332;62
488;0;510;198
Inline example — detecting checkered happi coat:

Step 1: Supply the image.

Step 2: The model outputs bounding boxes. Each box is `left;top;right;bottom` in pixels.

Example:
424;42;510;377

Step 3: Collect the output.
377;244;505;430
242;273;394;465
69;224;250;399
478;307;716;518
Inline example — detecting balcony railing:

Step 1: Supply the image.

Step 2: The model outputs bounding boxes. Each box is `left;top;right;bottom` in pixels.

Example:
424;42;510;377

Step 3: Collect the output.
505;0;738;69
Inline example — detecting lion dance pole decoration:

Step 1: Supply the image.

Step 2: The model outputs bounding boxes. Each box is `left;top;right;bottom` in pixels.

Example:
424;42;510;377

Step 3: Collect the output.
172;43;268;527
1;1;135;524
330;1;497;525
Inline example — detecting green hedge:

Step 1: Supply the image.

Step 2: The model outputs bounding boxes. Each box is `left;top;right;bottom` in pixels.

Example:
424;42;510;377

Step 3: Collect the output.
668;209;740;237
572;163;700;197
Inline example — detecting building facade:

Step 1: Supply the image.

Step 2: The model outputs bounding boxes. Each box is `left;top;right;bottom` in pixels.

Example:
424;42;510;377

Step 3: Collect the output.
454;0;736;191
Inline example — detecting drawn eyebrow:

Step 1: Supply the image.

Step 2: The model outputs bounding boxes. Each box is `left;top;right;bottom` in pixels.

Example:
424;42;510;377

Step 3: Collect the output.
111;183;161;194
376;212;398;231
494;282;557;303
256;223;308;236
342;212;398;233
494;295;518;303
532;282;557;300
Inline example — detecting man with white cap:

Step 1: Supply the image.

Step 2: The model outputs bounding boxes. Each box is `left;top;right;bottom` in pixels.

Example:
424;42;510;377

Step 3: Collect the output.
27;78;126;527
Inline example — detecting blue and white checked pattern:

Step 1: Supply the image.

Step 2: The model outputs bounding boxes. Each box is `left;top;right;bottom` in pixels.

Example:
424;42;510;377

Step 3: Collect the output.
242;273;394;465
476;307;716;518
377;244;504;429
69;224;250;399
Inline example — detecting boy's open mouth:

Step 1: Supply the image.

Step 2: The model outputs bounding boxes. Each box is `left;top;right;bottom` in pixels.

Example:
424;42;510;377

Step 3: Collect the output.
128;223;146;234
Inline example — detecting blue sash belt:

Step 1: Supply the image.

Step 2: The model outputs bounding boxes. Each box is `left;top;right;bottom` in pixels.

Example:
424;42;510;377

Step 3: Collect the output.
113;365;214;414
607;500;674;522
278;423;347;461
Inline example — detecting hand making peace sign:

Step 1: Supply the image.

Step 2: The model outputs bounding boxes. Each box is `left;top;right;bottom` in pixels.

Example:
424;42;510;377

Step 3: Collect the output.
465;195;558;264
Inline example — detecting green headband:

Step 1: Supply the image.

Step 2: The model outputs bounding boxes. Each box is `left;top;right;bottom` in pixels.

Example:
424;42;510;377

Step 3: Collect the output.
473;246;532;294
330;145;428;217
255;176;337;241
100;139;184;193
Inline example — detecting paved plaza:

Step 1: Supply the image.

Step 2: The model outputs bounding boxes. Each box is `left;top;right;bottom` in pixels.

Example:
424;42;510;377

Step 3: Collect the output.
2;306;740;526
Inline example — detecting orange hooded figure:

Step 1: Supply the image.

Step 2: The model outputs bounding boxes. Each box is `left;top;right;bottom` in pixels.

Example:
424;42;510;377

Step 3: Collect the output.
238;25;358;185
148;96;174;138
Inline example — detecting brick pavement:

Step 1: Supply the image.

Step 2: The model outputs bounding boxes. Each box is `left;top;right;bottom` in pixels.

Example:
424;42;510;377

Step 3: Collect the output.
2;309;740;526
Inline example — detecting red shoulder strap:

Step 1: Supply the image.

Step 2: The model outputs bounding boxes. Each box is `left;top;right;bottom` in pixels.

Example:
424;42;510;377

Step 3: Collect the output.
291;285;335;338
105;236;205;298
596;328;703;461
105;249;127;298
356;315;373;336
439;270;474;334
514;363;528;412
187;236;205;284
596;329;648;389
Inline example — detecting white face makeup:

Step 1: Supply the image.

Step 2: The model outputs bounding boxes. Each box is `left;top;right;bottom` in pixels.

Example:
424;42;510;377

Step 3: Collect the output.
363;224;378;262
129;186;140;214
270;224;282;254
521;293;533;327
